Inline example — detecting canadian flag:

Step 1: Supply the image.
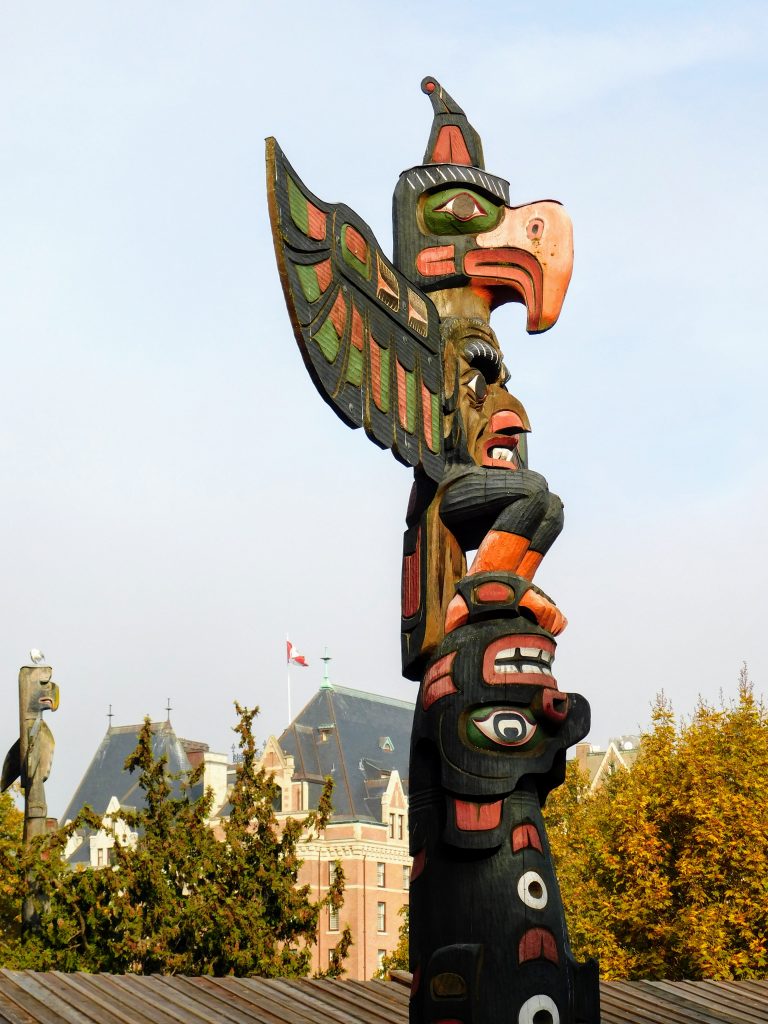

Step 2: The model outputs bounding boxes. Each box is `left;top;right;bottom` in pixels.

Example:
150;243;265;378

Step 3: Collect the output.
286;640;309;668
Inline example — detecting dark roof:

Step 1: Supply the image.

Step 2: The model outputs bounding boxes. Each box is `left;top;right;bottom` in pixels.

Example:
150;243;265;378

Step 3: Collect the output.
63;832;92;866
278;685;414;822
0;971;766;1024
61;721;199;824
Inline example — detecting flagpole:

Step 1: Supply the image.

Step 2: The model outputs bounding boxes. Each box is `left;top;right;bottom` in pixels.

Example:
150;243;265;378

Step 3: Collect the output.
286;633;292;726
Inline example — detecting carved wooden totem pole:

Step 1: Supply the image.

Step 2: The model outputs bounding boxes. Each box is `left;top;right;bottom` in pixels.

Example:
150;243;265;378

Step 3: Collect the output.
2;658;60;930
268;78;599;1024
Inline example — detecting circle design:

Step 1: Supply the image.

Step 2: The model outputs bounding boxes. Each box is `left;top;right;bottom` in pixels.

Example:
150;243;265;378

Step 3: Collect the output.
518;993;560;1024
517;870;548;910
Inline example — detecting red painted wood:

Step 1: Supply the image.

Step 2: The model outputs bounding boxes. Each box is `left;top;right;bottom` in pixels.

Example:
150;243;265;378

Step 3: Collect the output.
329;291;347;336
306;202;326;241
511;823;543;853
410;847;427;883
454;798;502;832
422;674;458;711
444;593;470;633
314;259;333;293
430;125;472;165
416;245;456;277
518;927;559;965
345;224;368;262
402;529;421;618
474;581;513;603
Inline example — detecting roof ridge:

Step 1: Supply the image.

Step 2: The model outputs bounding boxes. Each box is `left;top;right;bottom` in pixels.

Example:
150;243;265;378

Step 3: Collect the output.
330;685;415;711
325;688;356;814
107;722;176;735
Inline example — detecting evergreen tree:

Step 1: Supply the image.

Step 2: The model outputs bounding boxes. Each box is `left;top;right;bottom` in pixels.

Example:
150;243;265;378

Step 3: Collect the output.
0;704;351;975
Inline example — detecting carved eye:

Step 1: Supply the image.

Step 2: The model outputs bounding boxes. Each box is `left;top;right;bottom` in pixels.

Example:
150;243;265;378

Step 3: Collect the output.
433;191;488;222
467;372;487;402
472;709;537;747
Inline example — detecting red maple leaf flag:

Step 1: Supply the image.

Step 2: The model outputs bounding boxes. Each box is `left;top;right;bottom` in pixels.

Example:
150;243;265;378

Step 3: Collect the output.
286;640;309;668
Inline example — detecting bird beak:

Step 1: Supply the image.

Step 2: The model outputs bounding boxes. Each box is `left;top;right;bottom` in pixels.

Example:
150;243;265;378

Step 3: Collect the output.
465;201;574;333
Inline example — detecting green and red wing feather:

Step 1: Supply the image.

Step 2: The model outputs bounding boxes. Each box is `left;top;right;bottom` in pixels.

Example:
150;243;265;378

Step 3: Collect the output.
267;138;444;482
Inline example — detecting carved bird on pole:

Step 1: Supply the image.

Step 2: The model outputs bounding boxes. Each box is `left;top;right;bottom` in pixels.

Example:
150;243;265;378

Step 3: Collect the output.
267;78;598;1024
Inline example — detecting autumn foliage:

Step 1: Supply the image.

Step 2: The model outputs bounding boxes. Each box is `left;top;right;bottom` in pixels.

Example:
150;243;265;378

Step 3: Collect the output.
0;704;351;975
545;667;768;979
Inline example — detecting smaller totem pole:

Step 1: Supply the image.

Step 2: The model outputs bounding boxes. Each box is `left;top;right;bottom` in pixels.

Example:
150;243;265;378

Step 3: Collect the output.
1;652;60;930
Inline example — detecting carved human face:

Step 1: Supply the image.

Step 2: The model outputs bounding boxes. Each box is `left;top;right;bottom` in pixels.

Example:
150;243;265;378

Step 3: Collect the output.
20;667;60;717
419;621;587;781
441;317;531;469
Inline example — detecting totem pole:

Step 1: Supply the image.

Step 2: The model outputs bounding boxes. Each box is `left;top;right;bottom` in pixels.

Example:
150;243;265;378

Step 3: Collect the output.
267;78;599;1024
1;654;60;930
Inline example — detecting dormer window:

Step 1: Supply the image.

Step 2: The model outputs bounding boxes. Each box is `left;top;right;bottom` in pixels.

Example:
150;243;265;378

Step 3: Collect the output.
379;736;394;752
317;724;335;743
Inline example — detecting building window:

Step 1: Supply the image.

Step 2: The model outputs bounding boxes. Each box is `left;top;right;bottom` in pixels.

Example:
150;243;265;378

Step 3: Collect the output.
377;949;386;971
398;815;404;840
329;861;338;885
272;785;283;812
389;813;395;838
104;847;110;866
96;848;103;867
403;864;410;890
329;906;339;931
377;902;386;933
377;862;385;887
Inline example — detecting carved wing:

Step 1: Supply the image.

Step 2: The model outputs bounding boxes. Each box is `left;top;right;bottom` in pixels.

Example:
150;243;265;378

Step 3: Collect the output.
1;738;20;792
267;138;444;483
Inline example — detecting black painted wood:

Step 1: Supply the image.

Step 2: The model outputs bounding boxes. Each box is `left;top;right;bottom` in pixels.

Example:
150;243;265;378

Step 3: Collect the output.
267;76;598;1024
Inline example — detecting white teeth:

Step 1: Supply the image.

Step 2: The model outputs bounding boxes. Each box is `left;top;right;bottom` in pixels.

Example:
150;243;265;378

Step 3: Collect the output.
494;654;555;676
542;650;553;663
491;447;514;462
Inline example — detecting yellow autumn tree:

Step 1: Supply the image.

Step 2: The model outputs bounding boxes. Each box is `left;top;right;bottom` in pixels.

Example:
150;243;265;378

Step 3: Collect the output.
545;666;768;980
0;790;23;947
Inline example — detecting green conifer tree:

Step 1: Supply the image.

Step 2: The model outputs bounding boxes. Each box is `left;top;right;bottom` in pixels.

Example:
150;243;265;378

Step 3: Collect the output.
0;704;351;975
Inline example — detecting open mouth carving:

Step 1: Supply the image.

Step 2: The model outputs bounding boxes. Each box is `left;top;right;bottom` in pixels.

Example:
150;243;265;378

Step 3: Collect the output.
482;633;557;687
463;247;543;329
482;433;521;468
481;411;525;470
493;646;554;675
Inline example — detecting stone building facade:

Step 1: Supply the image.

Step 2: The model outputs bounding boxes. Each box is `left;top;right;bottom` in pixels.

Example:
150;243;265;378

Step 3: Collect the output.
253;682;413;978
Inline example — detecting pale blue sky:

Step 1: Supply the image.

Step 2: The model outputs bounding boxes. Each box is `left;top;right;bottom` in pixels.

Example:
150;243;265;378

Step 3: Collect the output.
1;2;766;814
